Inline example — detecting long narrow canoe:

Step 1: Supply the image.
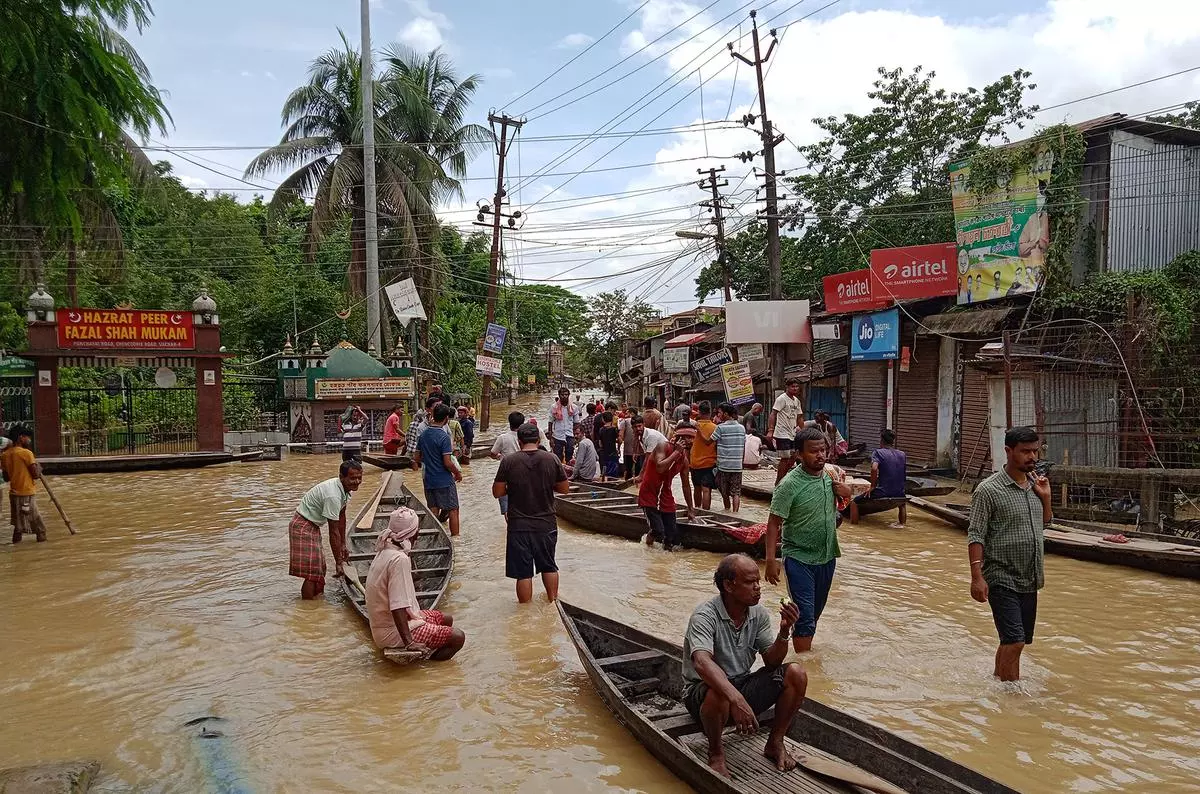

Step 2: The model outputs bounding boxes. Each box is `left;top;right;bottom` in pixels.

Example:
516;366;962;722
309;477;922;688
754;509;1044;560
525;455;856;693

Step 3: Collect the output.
361;453;412;470
744;470;954;500
556;483;770;557
557;601;1018;794
339;472;454;662
908;497;1200;580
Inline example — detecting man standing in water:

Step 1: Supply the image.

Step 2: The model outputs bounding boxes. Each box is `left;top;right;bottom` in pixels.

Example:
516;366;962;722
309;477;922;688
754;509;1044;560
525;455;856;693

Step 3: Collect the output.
548;387;580;463
366;507;466;660
289;460;363;599
766;379;805;484
967;426;1051;682
412;403;462;537
690;401;718;510
765;428;851;651
493;423;570;603
712;403;747;513
337;405;367;462
638;422;696;550
683;554;807;775
2;425;46;543
381;404;405;455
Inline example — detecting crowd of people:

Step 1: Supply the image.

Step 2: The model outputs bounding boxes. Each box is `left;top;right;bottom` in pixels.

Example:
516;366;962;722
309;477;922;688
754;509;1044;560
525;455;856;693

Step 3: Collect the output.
287;382;1053;776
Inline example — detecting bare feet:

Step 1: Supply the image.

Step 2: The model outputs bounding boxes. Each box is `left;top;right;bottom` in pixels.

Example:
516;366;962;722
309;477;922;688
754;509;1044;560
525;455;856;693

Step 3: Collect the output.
706;754;729;776
763;738;798;772
644;535;654;547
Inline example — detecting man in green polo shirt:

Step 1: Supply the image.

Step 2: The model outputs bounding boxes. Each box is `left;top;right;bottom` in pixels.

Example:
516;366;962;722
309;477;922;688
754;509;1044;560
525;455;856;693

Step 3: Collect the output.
289;460;363;599
765;427;851;652
967;425;1052;682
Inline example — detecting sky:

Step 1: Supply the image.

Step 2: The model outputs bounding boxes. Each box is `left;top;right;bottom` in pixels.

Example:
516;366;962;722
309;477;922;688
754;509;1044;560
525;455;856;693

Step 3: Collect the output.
131;0;1200;314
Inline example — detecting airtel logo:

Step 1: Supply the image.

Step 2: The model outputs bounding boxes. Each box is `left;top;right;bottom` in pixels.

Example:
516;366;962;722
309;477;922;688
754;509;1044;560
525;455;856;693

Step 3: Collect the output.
882;258;948;281
838;277;870;298
883;260;945;281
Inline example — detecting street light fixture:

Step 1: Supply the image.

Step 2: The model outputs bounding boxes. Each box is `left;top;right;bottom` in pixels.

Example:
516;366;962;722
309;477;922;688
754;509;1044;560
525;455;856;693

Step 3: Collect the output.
675;230;713;240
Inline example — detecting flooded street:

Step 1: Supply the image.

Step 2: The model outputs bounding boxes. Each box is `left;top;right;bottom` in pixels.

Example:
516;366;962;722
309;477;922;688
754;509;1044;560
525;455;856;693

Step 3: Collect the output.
2;397;1199;792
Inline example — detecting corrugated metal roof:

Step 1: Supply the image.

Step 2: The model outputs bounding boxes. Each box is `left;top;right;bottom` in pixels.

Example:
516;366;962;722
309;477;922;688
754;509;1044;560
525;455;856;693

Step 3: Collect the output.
664;332;708;348
918;307;1013;336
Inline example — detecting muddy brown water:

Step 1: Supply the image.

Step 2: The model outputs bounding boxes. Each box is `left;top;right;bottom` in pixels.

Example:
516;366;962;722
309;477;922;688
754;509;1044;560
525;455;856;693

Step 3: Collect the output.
1;396;1198;792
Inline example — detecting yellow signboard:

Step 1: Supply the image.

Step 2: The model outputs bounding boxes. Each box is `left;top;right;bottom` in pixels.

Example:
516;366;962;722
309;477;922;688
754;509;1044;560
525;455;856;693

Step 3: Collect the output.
721;361;755;406
314;377;414;400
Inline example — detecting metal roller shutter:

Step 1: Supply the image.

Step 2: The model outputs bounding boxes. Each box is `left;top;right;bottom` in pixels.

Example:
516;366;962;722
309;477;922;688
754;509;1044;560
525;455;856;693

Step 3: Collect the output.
848;361;887;449
958;342;993;476
896;336;940;466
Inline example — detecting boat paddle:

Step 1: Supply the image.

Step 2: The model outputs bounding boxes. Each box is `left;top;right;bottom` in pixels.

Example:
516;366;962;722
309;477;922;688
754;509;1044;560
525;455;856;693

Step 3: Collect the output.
796;754;908;794
39;476;76;535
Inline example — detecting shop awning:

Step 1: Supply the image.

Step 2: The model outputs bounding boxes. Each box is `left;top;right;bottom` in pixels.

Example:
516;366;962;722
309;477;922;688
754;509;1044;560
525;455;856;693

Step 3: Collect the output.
664;332;707;348
918;307;1013;336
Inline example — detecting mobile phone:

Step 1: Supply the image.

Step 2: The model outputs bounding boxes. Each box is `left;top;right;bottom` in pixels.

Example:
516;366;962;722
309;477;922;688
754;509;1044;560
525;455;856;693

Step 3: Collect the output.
1034;460;1052;476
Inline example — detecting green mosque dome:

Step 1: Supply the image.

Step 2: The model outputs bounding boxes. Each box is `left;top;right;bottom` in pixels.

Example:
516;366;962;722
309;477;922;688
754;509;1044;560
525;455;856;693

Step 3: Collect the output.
323;341;389;379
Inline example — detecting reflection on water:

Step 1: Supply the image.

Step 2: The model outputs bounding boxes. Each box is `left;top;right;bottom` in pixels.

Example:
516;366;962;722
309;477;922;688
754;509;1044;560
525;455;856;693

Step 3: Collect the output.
1;395;1198;792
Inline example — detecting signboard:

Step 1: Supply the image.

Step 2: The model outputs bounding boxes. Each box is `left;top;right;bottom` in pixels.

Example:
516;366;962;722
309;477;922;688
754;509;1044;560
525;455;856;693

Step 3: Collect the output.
56;308;195;350
949;146;1053;305
483;323;507;355
282;377;307;399
734;343;764;362
850;308;900;361
662;347;690;374
384;278;427;325
527;374;536;385
811;322;842;340
899;346;911;372
0;355;35;377
869;243;958;300
691;348;732;383
475;354;503;378
314;377;415;399
822;270;888;313
721;361;756;405
726;300;811;344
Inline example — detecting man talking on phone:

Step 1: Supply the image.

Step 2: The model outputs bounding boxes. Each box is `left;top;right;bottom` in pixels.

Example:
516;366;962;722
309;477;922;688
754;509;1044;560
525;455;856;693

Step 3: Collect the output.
966;426;1052;682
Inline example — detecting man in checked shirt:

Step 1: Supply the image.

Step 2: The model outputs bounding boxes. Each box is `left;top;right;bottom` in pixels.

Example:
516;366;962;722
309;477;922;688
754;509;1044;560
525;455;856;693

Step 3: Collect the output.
967;426;1053;682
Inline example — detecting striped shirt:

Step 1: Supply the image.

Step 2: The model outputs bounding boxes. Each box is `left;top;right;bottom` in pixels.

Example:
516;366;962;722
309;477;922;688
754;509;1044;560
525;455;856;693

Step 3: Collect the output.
711;419;746;472
966;470;1047;592
341;421;364;451
404;411;427;456
682;596;775;686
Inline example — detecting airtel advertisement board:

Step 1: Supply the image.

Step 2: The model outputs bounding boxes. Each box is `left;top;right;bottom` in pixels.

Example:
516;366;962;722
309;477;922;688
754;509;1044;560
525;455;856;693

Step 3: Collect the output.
822;270;889;313
869;242;958;301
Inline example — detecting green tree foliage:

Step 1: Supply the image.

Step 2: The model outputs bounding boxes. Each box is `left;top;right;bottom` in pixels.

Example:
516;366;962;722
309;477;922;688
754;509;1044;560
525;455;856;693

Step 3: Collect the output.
566;290;658;389
697;66;1036;303
0;0;169;282
1148;101;1200;130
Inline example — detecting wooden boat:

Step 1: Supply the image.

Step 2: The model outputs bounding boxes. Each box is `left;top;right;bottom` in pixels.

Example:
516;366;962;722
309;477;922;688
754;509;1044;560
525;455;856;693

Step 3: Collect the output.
905;477;956;497
556;483;771;557
40;450;262;475
908;497;1200;580
746;470;953;500
338;471;454;663
361;452;412;470
557;601;1018;794
844;496;908;519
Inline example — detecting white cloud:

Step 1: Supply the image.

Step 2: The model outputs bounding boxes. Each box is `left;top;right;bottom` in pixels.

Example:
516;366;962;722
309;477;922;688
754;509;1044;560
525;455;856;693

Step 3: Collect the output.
399;18;443;50
264;71;276;80
405;0;448;27
178;175;209;190
239;70;252;78
556;32;595;49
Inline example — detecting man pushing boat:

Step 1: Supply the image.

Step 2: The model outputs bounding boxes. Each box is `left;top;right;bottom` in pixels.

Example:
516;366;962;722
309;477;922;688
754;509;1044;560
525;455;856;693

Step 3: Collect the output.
288;460;362;599
682;554;808;776
365;507;465;660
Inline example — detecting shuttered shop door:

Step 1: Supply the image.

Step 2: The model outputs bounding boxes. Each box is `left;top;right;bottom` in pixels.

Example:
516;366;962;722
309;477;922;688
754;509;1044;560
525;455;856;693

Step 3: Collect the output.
848;361;887;448
958;342;992;475
896;336;940;466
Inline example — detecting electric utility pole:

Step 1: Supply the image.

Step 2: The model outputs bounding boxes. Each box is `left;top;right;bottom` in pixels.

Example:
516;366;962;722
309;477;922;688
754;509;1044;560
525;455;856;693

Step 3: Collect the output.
730;10;786;393
476;112;525;431
698;166;731;301
360;0;381;354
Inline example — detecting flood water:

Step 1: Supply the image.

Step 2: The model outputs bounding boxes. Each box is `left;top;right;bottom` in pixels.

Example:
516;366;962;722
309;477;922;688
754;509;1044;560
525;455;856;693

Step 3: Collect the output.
2;395;1199;792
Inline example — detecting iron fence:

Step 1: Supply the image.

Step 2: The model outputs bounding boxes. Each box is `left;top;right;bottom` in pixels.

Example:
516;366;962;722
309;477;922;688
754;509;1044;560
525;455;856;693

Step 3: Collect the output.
59;386;197;456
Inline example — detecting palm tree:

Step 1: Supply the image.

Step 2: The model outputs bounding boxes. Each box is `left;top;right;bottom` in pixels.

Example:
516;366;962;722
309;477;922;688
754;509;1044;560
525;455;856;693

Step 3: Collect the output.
380;47;491;344
244;32;433;297
0;0;169;289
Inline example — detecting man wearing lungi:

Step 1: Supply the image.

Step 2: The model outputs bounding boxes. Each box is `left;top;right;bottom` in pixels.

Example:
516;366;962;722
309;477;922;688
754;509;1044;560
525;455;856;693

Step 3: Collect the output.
289;460;363;599
1;425;47;543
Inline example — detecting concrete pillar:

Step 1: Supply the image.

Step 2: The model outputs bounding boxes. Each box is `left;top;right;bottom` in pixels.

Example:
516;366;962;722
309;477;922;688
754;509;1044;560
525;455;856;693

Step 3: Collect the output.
935;336;958;468
195;357;223;451
31;356;61;455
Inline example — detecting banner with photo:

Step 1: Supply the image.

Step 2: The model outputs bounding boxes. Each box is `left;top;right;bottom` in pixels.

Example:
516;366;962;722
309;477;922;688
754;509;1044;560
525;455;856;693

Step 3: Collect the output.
949;146;1053;305
721;361;756;405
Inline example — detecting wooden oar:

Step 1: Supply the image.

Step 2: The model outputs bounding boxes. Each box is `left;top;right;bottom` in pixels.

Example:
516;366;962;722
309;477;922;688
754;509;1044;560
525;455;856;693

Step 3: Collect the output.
797;754;908;794
39;476;76;535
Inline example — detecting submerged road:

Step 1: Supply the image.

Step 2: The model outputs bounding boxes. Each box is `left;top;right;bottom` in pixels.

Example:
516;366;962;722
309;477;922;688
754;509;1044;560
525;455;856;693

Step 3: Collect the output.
1;404;1198;792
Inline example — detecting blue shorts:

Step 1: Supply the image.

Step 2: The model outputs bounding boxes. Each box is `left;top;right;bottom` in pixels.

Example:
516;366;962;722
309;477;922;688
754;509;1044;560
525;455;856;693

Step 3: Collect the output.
498;494;509;515
784;557;837;638
424;485;459;512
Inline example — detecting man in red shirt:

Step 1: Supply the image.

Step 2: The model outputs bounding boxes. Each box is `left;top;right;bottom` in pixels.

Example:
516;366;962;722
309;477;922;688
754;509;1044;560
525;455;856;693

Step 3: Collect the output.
382;404;405;455
639;421;698;551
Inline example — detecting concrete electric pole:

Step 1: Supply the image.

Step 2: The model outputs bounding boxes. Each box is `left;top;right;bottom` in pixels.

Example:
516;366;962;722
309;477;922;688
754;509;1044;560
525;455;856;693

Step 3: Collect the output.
360;0;381;354
477;112;525;431
697;166;731;301
730;10;786;393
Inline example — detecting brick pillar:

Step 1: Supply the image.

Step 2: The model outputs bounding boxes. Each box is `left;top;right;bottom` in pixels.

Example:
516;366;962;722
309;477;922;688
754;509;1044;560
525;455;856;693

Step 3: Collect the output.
31;356;61;456
195;357;223;451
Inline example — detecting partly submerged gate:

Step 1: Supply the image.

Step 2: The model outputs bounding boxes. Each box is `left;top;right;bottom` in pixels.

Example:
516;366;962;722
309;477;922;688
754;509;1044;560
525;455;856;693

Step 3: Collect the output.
59;383;197;456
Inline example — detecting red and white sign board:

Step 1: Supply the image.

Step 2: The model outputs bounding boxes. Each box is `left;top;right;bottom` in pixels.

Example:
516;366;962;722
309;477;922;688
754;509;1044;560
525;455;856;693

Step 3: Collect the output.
869;242;958;301
822;270;889;313
57;308;195;350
